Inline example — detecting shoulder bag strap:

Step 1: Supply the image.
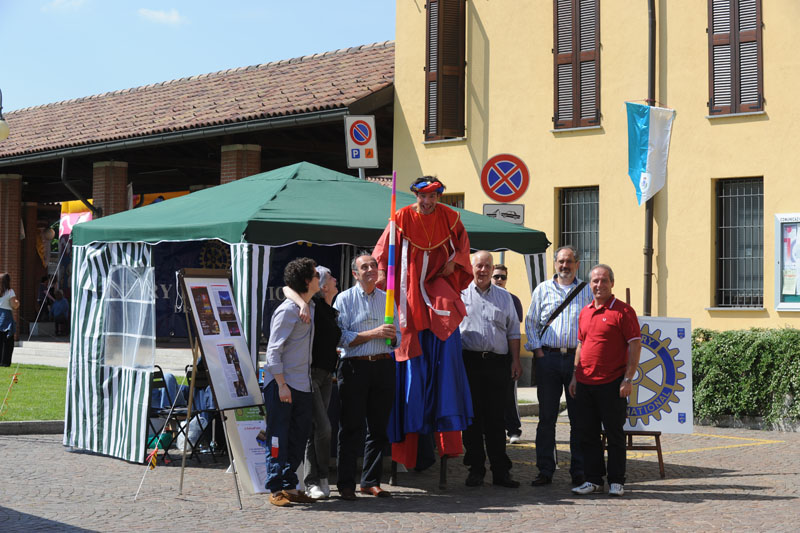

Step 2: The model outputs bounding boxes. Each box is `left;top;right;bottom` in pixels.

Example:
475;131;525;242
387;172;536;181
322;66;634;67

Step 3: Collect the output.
537;281;588;337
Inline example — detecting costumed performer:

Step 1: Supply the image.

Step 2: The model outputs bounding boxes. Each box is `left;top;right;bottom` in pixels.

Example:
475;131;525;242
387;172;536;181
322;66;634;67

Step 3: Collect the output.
373;176;474;469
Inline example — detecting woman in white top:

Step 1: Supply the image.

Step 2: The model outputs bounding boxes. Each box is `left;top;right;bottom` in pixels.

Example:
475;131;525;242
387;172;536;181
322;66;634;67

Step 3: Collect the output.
0;272;21;367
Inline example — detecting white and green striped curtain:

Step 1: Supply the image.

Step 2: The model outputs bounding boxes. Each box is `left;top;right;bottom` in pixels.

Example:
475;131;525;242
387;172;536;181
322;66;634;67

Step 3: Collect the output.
63;242;153;463
231;243;271;368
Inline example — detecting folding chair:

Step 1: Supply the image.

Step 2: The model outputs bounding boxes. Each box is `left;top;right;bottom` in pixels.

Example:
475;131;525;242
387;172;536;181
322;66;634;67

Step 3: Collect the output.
147;365;191;464
184;363;222;462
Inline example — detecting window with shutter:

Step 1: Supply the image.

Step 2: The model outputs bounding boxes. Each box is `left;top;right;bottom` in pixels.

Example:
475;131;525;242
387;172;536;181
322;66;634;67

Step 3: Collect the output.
708;0;763;115
553;0;600;129
425;0;466;141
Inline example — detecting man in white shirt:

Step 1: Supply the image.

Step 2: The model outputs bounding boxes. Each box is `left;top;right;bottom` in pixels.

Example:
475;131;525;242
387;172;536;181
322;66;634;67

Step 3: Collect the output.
459;251;522;488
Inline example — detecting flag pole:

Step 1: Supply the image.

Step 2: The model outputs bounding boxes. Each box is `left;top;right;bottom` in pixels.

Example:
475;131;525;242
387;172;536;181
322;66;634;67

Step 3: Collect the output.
384;171;397;345
643;0;656;317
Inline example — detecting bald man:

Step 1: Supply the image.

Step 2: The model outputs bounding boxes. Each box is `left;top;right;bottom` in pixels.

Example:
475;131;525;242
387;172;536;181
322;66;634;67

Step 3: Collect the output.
459;251;523;488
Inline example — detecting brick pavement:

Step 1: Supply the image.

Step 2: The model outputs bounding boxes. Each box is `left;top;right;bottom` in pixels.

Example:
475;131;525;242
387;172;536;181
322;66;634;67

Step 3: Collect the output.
1;415;798;532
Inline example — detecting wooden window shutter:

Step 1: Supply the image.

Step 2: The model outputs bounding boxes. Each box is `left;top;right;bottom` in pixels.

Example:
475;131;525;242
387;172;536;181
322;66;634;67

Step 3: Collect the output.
708;0;762;115
554;0;599;129
736;0;763;112
425;0;466;140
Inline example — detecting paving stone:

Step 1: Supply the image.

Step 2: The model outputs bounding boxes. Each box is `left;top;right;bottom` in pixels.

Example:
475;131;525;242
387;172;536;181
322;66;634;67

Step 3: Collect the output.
2;415;798;532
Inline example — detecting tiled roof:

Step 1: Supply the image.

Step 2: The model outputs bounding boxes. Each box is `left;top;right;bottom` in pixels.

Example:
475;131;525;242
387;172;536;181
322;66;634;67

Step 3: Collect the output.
0;41;394;158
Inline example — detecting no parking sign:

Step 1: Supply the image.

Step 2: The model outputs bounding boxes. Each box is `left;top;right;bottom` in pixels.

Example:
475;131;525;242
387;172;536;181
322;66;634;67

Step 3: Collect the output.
344;115;379;169
480;154;529;203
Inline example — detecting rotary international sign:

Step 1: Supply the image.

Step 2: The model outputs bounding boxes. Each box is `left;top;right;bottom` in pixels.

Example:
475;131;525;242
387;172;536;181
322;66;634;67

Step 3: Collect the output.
625;316;693;434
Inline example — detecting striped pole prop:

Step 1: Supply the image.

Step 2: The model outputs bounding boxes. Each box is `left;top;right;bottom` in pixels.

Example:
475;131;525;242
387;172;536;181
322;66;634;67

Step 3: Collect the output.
384;171;397;346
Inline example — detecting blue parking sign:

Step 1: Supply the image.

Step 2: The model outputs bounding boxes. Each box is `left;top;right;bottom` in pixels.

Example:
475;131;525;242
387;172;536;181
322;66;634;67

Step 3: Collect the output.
351;148;360;159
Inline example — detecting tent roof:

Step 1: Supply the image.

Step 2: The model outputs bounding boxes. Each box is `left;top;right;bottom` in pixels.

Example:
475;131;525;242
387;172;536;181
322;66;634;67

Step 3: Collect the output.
72;162;550;254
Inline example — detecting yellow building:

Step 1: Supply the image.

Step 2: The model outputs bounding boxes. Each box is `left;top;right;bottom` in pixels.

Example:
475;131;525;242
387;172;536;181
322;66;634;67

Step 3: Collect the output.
392;0;800;337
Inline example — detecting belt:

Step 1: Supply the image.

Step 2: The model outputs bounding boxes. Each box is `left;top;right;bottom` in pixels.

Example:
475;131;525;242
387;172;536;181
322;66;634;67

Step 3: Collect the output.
464;350;506;359
347;353;392;362
542;346;576;355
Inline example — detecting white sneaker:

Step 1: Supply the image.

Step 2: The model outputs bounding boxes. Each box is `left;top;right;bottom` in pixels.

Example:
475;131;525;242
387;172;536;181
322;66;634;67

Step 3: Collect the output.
508;434;521;444
571;481;602;495
608;483;624;497
320;478;331;498
305;484;327;500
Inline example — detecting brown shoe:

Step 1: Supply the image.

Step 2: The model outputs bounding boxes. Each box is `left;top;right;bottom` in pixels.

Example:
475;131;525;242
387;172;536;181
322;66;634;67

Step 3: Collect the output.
283;489;315;504
339;487;357;501
360;486;391;498
269;491;292;507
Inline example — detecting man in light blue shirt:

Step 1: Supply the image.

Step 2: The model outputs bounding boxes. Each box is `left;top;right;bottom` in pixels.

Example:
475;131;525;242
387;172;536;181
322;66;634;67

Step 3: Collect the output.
333;253;400;500
524;245;593;487
262;257;319;507
460;250;522;488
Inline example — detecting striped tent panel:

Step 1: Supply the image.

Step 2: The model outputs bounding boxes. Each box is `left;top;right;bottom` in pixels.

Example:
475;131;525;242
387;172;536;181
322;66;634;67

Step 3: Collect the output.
524;253;548;295
231;243;271;368
64;242;153;463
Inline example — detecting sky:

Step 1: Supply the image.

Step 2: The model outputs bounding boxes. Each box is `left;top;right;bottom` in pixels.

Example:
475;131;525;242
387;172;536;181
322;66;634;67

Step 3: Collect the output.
0;0;396;112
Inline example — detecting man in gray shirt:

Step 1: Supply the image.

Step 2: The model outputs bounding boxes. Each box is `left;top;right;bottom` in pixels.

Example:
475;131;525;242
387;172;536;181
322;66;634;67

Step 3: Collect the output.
459;251;522;488
262;257;319;508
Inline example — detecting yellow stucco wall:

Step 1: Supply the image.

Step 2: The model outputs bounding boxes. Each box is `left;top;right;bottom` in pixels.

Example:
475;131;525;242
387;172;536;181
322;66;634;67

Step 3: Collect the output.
393;0;800;332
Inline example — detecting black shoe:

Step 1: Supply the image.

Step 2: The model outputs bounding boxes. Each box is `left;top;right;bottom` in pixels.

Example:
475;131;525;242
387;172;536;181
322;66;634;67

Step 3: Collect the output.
493;475;520;488
531;473;552;486
465;472;484;487
571;474;586;487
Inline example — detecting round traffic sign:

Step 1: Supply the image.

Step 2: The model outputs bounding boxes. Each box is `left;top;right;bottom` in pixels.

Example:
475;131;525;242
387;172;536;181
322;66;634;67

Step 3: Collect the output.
349;120;372;146
480;154;530;203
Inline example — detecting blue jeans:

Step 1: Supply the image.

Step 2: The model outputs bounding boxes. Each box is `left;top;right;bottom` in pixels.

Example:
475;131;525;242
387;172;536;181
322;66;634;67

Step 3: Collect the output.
534;350;583;478
263;380;312;493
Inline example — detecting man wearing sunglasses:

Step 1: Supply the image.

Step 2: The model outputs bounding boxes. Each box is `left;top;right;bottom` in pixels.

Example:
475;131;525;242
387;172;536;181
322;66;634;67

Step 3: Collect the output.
491;264;524;445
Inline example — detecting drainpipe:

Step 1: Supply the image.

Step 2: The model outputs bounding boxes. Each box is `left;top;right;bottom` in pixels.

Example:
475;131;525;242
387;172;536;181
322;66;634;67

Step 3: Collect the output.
60;157;102;218
642;0;656;317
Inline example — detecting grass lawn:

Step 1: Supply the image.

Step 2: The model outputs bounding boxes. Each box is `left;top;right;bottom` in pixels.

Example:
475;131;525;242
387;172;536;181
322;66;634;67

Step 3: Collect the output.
0;364;67;421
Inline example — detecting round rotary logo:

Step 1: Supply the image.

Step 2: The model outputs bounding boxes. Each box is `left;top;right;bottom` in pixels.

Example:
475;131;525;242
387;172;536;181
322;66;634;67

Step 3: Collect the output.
199;240;231;269
627;324;686;426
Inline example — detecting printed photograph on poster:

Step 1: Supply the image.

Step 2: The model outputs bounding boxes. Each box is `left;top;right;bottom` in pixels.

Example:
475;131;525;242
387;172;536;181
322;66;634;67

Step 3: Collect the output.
215;289;233;307
217;344;250;399
226;321;241;336
217;306;236;321
191;286;220;336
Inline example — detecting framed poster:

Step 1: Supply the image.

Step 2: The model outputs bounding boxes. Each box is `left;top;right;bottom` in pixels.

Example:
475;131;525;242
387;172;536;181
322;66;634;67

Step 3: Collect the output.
775;213;800;310
180;269;263;411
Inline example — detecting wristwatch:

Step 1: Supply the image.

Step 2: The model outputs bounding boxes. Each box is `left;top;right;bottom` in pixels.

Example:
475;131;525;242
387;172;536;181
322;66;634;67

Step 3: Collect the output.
623;377;632;384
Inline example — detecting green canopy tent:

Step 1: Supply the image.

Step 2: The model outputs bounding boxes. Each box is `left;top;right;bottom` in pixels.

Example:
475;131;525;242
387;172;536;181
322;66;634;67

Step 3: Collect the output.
65;162;550;462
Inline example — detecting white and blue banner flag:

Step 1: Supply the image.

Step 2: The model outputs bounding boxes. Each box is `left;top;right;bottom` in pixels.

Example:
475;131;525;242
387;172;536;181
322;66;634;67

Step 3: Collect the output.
626;102;676;206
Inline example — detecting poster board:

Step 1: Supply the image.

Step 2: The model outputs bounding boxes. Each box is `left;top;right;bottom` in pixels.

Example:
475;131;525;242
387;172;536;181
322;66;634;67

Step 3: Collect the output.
181;269;262;411
625;317;693;434
223;406;269;494
775;213;800;310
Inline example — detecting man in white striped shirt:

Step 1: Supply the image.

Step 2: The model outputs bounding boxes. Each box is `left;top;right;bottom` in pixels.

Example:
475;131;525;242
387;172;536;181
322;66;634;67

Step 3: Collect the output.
524;245;593;487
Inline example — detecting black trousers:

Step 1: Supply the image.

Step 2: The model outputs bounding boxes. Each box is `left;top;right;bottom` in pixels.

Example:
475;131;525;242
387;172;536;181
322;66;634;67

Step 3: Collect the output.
336;357;395;491
0;331;14;367
462;350;512;479
575;376;628;486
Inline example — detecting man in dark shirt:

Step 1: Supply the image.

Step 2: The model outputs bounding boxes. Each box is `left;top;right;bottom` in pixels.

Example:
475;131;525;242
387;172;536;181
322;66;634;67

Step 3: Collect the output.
491;264;523;444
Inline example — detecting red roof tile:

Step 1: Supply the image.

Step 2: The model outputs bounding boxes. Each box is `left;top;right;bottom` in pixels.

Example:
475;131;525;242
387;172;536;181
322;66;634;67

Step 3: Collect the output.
0;42;394;158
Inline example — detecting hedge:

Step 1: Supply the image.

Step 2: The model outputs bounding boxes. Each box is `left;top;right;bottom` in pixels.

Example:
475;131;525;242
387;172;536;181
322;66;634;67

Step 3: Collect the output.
691;327;800;423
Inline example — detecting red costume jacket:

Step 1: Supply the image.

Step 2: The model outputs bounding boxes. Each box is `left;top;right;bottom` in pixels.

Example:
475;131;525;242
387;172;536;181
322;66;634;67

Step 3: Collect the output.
374;203;473;361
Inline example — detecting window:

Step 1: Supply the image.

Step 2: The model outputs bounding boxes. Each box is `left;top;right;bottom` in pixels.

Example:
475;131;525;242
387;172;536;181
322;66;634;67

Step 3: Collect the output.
425;0;466;141
716;178;763;307
102;265;156;368
708;0;763;115
440;193;464;209
553;0;600;129
559;186;599;281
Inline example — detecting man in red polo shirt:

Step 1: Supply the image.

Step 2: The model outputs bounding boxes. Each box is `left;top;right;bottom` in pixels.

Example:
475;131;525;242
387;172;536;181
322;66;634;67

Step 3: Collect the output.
568;264;641;497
